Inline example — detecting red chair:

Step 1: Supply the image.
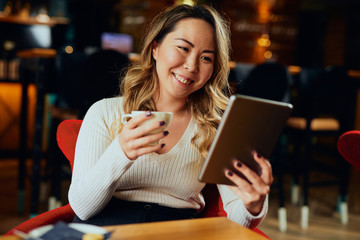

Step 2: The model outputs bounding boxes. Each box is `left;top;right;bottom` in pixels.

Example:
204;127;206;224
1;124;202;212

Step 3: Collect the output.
335;130;360;226
5;119;269;239
337;130;360;172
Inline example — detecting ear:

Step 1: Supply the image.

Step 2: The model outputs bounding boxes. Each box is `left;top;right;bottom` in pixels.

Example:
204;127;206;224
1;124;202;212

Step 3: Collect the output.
152;41;159;60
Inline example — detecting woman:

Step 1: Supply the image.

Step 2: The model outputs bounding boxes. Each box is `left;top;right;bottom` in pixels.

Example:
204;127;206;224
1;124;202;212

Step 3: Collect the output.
69;3;273;228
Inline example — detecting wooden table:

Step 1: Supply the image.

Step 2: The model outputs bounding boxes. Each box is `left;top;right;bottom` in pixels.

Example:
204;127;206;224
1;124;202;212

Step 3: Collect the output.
0;217;267;240
104;217;267;240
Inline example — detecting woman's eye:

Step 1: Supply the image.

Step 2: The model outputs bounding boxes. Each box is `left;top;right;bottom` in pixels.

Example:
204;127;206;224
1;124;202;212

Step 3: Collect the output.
201;56;213;62
178;46;189;52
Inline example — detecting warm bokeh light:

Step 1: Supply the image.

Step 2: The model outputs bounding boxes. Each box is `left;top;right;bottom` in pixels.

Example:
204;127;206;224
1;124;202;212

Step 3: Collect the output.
288;65;301;74
264;50;272;59
35;13;50;23
65;45;74;54
257;34;271;47
3;41;15;51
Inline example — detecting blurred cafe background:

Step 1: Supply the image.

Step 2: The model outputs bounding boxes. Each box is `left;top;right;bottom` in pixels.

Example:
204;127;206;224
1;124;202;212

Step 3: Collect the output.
1;0;360;239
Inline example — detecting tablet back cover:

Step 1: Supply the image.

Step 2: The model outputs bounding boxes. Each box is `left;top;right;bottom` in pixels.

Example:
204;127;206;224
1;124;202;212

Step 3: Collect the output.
198;94;293;185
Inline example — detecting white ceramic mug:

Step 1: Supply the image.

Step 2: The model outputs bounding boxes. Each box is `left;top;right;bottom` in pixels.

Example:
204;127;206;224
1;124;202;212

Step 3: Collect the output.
121;111;173;146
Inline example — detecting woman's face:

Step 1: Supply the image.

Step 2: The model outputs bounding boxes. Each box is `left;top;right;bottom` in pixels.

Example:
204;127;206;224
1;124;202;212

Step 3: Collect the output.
152;18;215;100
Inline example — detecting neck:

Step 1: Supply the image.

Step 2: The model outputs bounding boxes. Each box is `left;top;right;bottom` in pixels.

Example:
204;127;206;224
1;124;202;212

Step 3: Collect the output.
153;94;189;115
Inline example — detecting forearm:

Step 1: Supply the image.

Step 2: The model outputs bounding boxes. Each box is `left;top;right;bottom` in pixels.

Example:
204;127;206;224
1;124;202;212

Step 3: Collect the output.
69;138;133;220
217;185;268;228
68;99;133;220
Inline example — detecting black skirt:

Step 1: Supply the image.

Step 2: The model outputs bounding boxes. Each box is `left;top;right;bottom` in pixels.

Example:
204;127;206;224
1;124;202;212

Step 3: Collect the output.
73;197;198;226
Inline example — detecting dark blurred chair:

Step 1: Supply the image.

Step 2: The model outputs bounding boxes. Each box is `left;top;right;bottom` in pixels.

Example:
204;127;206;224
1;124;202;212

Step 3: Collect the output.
230;62;255;94
51;49;129;120
285;65;357;229
237;61;291;102
46;49;129;210
236;61;292;232
51;50;89;119
78;49;129;118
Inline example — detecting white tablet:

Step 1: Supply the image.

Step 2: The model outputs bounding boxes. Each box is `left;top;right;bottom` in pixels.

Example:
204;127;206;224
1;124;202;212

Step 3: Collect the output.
198;94;293;185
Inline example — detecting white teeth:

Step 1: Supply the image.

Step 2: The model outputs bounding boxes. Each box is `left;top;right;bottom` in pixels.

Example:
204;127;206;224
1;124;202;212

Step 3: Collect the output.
174;73;191;85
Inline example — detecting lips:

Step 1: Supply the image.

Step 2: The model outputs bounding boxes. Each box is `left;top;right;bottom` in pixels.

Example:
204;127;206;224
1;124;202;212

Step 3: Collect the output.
173;73;193;85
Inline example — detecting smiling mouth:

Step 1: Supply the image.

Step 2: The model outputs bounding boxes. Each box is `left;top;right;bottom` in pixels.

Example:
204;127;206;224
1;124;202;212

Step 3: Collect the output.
173;73;193;85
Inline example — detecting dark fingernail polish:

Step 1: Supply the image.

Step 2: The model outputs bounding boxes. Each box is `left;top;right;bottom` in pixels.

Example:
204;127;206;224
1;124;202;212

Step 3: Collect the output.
236;161;242;168
164;131;169;136
159;121;166;126
257;153;262;158
146;111;152;117
227;170;233;176
161;143;165;148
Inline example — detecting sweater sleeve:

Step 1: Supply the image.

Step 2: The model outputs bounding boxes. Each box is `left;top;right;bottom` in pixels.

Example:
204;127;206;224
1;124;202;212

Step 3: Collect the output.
68;99;134;220
217;184;268;228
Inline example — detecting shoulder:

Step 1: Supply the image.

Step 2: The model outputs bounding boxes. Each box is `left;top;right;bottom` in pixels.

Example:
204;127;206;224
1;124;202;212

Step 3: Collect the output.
89;96;123;111
82;96;124;128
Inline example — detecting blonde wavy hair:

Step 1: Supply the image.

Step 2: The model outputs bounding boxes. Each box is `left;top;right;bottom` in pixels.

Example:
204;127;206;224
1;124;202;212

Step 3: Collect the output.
111;4;232;158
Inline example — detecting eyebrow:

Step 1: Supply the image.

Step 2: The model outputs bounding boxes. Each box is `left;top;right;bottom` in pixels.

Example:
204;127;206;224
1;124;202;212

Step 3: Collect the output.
175;38;215;54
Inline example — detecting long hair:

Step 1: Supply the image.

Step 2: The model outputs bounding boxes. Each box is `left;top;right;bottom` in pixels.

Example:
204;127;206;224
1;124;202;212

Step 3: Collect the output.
111;4;231;157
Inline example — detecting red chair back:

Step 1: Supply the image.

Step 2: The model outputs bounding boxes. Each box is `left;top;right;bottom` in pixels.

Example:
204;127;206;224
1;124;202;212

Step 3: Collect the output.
56;119;83;171
337;130;360;172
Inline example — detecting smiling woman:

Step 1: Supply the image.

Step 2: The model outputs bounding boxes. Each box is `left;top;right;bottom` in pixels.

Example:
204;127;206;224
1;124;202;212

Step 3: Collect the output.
152;18;215;99
67;3;273;230
119;4;232;158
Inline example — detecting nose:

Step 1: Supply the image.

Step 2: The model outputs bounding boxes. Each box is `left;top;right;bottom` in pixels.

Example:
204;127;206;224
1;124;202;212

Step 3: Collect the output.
184;56;198;73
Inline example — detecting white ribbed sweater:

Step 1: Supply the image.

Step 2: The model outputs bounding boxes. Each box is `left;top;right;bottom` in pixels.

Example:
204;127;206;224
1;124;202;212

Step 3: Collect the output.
68;97;267;228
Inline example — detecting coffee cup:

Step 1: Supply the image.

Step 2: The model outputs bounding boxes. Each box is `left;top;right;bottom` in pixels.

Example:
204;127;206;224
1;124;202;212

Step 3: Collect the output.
121;111;173;146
